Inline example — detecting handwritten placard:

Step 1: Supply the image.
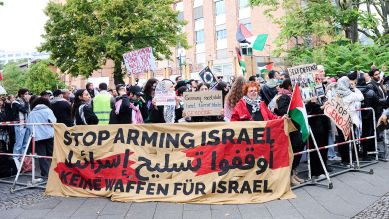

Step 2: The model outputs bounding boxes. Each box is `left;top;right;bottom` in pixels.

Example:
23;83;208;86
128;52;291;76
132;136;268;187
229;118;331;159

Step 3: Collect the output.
183;91;222;116
324;98;352;139
123;47;157;75
155;90;176;106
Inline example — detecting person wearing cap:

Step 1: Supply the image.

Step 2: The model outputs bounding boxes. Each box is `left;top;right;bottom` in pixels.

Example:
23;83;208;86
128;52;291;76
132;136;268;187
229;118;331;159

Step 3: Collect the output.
128;85;147;122
51;89;74;127
40;90;52;100
110;85;144;124
93;83;112;125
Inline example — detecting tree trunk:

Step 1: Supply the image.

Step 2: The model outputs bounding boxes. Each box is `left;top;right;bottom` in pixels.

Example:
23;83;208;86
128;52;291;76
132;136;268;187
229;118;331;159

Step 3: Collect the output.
113;59;125;85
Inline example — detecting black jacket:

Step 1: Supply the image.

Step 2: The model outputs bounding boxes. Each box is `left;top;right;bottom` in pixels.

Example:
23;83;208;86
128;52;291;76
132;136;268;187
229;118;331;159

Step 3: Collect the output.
51;98;74;127
11;98;29;122
109;95;132;124
75;103;99;125
260;85;278;105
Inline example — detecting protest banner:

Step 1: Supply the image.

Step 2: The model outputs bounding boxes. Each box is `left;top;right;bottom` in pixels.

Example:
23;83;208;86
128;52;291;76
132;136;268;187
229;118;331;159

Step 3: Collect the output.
323;98;352;139
199;66;217;89
123;47;157;75
287;63;323;101
183;91;223;117
46;120;295;204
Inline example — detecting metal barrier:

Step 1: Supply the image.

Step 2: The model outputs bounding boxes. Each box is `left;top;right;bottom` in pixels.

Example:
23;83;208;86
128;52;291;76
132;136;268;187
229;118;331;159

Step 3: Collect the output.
291;107;378;190
0;121;53;193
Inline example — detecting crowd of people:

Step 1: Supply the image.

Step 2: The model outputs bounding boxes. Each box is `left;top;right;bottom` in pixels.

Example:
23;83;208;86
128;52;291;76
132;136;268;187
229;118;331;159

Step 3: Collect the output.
0;66;387;186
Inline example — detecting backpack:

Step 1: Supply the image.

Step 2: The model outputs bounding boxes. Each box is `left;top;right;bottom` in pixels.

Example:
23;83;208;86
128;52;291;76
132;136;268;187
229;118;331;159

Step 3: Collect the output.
274;94;291;116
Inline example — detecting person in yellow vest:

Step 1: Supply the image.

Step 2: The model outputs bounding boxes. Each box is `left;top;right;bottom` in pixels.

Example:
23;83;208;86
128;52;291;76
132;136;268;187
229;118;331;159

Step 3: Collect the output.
93;83;112;125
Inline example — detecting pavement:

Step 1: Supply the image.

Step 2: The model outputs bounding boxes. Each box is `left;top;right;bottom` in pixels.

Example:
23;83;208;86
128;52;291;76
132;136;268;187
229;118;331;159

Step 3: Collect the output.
0;160;388;219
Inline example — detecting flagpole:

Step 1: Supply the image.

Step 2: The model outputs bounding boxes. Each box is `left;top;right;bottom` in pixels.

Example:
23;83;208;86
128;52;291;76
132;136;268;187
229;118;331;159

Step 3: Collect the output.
286;84;297;114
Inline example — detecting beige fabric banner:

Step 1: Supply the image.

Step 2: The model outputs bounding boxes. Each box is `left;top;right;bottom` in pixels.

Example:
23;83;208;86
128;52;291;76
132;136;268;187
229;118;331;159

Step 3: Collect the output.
46;119;295;204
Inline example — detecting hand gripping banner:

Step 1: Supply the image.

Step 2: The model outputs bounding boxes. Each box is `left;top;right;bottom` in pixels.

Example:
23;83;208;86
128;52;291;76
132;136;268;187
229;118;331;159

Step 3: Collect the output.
46;120;295;204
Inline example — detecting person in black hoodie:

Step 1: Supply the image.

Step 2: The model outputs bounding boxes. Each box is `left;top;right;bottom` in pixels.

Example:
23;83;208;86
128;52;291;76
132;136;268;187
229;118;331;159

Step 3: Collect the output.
356;72;382;160
73;89;99;125
306;97;330;178
51;90;74;127
110;85;132;124
260;70;280;105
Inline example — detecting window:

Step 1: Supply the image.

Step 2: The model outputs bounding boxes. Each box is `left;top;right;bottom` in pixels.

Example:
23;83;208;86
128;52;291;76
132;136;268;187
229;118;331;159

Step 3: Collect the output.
196;53;206;64
239;0;250;8
194;6;203;20
195;30;204;44
216;49;228;59
216;29;227;40
215;0;225;16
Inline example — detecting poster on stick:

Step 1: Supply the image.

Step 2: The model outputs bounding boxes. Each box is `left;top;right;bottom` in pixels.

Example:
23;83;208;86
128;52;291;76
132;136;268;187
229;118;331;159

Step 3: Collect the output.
46;120;295;204
287;63;324;101
123;47;157;75
323;98;352;139
183;91;223;117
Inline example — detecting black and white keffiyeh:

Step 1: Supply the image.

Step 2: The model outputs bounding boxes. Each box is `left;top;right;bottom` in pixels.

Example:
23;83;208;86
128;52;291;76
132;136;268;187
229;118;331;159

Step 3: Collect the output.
243;96;261;113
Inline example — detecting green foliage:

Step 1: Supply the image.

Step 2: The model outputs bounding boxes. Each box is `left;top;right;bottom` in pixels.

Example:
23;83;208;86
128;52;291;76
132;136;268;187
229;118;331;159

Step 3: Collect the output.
40;0;188;84
23;60;65;95
2;63;26;95
287;43;389;76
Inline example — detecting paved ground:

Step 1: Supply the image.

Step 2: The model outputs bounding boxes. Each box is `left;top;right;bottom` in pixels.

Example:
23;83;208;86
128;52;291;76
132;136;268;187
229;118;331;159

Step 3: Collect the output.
0;160;388;219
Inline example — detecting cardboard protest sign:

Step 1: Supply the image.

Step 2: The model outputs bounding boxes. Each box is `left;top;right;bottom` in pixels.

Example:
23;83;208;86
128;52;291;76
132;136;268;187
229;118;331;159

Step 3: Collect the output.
324;98;352;139
46;120;295;204
183;91;223;117
199;66;217;89
287;64;324;101
154;80;176;106
123;47;157;75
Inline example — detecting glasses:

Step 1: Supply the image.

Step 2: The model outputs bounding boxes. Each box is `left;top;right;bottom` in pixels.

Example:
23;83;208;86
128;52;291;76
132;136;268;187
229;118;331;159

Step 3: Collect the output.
217;76;223;79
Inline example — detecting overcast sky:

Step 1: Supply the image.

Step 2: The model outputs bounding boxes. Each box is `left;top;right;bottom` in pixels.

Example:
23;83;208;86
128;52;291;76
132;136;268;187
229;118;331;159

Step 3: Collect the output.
0;0;49;52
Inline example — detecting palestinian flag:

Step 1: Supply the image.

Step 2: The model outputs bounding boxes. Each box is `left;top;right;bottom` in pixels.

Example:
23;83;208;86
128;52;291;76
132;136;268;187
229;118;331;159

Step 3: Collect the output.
236;23;269;51
235;48;246;75
288;84;309;142
258;63;273;74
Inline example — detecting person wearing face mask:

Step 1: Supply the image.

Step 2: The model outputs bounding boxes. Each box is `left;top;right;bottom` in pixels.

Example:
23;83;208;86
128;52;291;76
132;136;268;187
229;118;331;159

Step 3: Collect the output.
73;89;99;125
231;82;279;121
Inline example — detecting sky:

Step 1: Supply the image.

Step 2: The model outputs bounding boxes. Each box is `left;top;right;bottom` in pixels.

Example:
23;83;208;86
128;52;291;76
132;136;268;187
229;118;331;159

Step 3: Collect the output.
0;0;49;52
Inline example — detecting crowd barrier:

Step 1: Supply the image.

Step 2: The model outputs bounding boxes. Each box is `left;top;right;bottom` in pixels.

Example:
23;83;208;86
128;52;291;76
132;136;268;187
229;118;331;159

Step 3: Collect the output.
0;108;387;194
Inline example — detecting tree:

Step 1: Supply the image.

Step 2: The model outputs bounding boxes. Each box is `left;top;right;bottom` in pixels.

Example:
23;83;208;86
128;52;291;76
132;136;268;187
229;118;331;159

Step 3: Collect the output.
23;60;65;95
40;0;187;85
2;63;26;95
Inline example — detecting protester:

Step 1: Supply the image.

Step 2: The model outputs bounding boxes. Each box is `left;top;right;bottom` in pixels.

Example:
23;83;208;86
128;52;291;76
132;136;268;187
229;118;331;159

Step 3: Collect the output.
73;89;99;125
93;83;112;125
86;82;96;98
335;71;364;164
306;96;331;179
231;82;279;121
175;76;183;83
248;75;260;86
357;72;381;160
324;80;341;161
260;70;279;105
11;88;31;169
268;78;293;115
110;85;133;124
27;97;56;177
148;79;178;123
215;81;229;107
224;76;245;121
368;68;386;120
215;73;224;83
51;90;74;127
143;78;159;110
40;90;52;100
189;79;198;92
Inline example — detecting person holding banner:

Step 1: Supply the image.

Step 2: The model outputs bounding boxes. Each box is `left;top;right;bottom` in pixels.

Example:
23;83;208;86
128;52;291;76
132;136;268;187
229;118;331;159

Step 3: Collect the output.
73;89;99;125
231;82;279;121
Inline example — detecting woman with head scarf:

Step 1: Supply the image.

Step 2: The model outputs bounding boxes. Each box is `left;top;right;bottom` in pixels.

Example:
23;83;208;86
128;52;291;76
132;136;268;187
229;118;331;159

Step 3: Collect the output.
231;82;279;121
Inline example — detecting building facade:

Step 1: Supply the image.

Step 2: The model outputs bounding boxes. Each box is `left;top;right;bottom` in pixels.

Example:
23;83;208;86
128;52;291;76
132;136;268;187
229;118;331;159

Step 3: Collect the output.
155;0;285;82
